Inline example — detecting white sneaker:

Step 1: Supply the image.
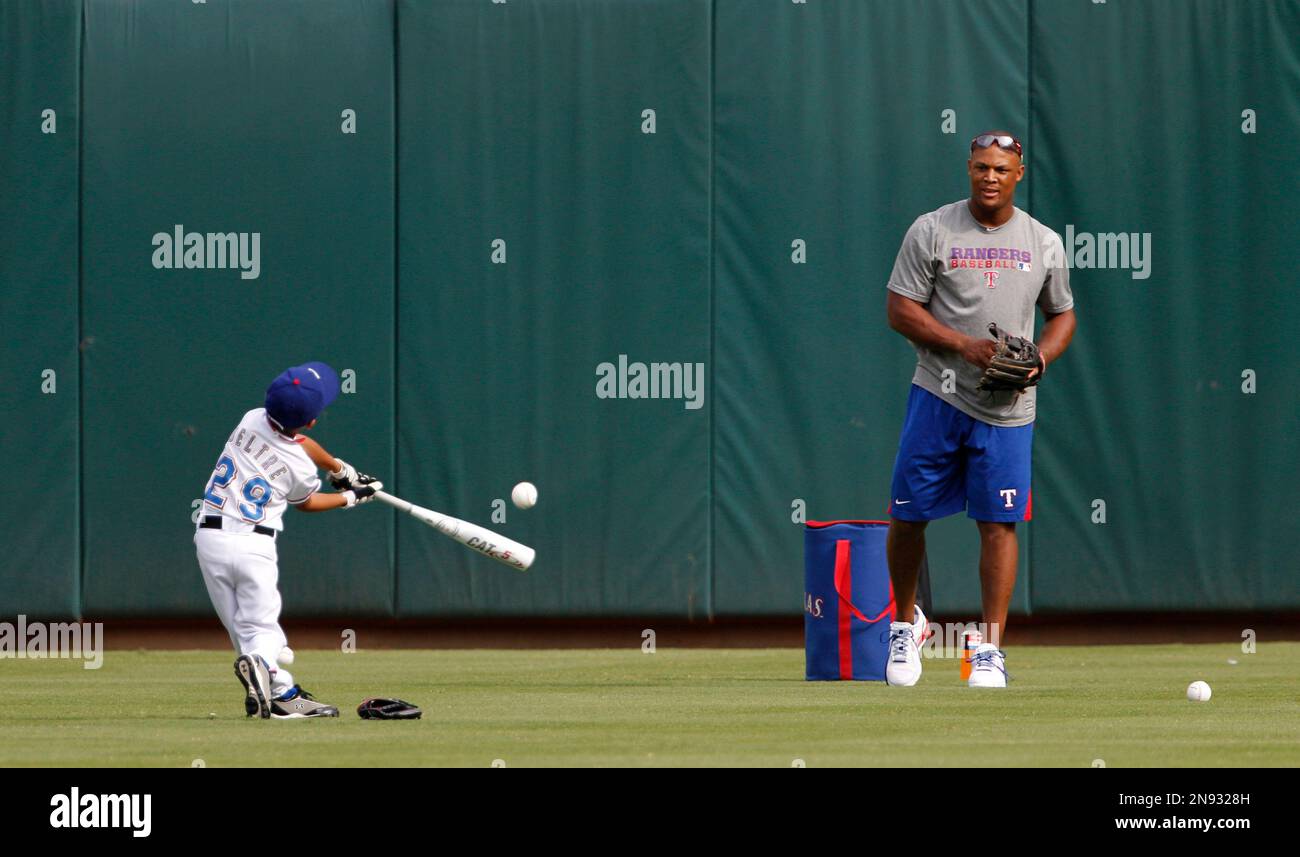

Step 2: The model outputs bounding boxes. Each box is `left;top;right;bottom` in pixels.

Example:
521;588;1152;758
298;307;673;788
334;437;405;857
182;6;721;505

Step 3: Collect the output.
968;643;1009;688
886;605;929;687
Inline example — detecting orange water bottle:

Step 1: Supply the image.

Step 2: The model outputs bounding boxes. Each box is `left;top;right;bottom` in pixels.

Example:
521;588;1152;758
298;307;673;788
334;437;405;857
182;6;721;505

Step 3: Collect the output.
960;628;983;680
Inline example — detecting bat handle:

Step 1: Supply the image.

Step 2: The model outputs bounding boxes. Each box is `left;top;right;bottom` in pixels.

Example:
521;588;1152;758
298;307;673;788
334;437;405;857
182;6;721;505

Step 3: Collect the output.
372;490;412;515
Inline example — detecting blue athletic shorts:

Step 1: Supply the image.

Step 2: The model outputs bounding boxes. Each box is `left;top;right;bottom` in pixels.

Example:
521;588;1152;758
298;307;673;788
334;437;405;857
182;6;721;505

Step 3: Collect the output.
888;385;1033;523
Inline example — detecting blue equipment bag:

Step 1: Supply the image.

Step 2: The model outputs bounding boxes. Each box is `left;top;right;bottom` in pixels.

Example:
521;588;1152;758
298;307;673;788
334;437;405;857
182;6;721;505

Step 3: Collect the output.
804;520;897;681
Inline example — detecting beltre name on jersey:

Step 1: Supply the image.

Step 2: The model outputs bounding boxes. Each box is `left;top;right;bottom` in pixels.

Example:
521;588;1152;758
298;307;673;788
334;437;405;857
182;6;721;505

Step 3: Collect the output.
201;408;321;532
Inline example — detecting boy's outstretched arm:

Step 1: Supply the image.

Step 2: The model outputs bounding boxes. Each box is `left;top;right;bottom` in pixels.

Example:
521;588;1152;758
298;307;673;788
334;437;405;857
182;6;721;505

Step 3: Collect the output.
293;436;380;511
294;493;350;512
293;482;382;513
298;434;365;486
297;435;340;474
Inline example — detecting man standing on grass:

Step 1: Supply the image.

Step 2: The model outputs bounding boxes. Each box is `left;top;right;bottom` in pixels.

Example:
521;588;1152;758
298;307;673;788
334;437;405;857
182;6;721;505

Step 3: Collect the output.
882;132;1076;688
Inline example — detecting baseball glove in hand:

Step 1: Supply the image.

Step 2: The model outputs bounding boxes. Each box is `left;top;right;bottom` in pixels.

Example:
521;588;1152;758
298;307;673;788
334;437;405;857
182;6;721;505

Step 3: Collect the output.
976;323;1045;393
357;697;422;720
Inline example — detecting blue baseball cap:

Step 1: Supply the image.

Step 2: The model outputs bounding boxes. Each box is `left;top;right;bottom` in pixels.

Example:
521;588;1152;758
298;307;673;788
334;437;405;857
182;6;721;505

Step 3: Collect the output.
264;362;340;431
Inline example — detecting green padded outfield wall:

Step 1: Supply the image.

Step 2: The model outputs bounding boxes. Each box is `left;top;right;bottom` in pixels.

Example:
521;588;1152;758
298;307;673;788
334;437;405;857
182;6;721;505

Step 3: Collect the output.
1026;0;1300;610
0;0;1296;620
395;0;712;616
0;0;82;618
78;0;396;616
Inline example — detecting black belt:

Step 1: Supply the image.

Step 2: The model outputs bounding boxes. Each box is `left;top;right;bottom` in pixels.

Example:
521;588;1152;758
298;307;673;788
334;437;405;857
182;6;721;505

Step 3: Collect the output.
201;515;275;537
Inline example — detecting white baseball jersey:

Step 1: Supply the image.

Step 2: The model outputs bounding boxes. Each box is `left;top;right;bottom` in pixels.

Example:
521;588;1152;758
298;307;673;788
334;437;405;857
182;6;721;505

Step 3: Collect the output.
198;408;321;532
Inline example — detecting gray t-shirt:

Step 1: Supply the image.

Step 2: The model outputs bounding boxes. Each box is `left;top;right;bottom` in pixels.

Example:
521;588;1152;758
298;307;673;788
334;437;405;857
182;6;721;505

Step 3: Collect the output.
887;200;1074;426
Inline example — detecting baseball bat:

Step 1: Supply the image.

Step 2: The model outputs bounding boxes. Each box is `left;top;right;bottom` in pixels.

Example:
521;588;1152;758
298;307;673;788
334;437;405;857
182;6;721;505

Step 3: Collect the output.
373;490;535;571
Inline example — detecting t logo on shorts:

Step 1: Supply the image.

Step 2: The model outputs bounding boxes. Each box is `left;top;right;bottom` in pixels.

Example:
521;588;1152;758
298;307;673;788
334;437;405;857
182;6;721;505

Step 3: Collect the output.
999;488;1017;508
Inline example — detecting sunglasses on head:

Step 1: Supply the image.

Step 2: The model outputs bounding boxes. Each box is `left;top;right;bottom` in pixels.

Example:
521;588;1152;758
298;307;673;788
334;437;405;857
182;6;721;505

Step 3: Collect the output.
970;134;1023;157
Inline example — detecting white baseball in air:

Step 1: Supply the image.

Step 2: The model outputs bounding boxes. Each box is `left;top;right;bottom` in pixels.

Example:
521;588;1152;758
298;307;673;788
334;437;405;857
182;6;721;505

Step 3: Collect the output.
1186;680;1211;702
511;482;538;510
278;646;295;666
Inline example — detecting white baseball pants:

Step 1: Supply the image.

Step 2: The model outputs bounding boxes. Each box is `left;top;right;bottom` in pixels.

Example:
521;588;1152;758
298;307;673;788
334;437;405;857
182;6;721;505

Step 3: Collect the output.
194;528;295;695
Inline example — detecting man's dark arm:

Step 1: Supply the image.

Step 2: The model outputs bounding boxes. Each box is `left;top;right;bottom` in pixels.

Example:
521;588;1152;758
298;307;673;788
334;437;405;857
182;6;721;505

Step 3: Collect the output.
1037;308;1076;369
886;290;996;370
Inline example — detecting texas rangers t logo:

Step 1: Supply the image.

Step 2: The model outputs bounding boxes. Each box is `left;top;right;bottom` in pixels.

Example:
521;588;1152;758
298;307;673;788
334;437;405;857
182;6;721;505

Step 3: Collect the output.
984;271;999;289
999;488;1017;508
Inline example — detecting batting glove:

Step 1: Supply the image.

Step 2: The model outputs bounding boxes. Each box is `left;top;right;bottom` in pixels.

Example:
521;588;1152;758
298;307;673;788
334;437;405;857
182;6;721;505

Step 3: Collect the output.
329;459;360;490
342;481;383;508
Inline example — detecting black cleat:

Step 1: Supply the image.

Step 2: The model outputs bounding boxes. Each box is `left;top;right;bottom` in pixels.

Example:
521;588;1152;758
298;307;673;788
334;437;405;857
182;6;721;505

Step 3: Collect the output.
235;654;272;719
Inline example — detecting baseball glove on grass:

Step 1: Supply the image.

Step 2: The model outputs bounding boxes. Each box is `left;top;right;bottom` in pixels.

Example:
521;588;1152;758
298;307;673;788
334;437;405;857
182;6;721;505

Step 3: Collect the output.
357;697;422;720
976;323;1044;393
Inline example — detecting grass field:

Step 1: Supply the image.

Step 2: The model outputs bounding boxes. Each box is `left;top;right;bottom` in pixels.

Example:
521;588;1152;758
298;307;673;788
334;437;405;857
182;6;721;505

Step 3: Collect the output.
2;643;1296;767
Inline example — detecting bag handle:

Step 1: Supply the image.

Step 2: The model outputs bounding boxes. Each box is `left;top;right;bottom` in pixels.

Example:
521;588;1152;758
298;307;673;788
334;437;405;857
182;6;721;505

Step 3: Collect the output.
833;539;895;624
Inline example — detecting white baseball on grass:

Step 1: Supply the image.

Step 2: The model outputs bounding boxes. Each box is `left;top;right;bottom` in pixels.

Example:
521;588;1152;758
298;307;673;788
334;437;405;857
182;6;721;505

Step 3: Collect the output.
278;646;295;666
511;481;538;510
1186;680;1212;702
